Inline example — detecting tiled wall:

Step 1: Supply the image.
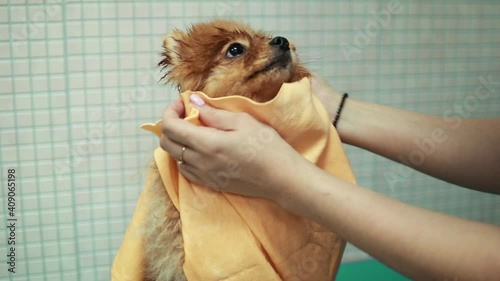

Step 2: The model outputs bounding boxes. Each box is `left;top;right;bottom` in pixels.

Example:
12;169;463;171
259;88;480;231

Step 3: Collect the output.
0;1;499;280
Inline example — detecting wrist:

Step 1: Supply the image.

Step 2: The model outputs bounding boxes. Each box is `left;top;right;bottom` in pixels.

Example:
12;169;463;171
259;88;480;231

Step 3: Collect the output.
332;93;349;128
271;156;316;214
310;75;343;122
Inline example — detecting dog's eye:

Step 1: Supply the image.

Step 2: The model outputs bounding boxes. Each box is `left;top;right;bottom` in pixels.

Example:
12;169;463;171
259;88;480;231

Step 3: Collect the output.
226;43;245;58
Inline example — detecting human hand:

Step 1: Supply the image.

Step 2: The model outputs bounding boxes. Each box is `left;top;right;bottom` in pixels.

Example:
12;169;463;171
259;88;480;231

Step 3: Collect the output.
311;74;343;122
159;95;306;201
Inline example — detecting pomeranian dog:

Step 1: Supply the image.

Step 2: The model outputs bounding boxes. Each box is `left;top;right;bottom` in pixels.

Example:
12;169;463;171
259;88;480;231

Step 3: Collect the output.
143;20;310;281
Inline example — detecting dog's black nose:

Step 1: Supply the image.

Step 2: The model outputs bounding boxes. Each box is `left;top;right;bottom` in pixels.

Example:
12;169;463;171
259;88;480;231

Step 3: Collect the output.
269;36;290;51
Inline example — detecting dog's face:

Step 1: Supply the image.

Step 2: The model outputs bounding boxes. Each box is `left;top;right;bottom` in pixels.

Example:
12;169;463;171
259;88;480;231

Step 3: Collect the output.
159;20;310;102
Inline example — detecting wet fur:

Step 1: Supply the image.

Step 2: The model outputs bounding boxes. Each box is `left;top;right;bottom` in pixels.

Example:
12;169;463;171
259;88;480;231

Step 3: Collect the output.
143;20;310;280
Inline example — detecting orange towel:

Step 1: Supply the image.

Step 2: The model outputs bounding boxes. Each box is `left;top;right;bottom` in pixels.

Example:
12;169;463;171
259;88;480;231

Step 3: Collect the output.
111;77;357;281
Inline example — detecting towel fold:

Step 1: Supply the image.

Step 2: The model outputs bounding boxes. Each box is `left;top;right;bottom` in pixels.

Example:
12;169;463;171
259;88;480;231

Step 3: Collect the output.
111;77;356;281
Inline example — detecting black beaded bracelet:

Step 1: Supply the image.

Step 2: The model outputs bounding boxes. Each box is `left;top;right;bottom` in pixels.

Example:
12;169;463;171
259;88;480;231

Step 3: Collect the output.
333;93;349;128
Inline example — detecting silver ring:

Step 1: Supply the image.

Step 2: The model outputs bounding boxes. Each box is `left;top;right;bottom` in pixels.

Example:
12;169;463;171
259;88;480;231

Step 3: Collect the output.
177;146;186;166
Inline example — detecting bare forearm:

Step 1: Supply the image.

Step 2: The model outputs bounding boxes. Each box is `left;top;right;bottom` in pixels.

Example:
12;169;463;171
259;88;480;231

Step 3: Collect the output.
337;99;500;193
276;161;500;280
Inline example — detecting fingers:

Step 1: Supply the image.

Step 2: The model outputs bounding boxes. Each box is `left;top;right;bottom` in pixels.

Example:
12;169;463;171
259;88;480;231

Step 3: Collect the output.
160;134;196;165
190;94;242;131
162;100;241;151
161;98;192;146
177;163;203;184
161;99;215;149
162;98;185;121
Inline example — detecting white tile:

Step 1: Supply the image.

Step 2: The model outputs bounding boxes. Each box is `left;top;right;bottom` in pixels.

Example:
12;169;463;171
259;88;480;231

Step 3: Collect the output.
51;109;68;125
52;127;68;142
0;94;14;110
70;107;86;123
0;42;11;58
67;56;84;72
28;24;48;40
101;55;118;71
32;91;50;109
65;3;83;20
41;212;57;226
55;208;73;225
0;25;9;41
101;38;118;54
11;41;29;58
49;75;66;91
77;238;93;252
40;195;56;209
82;4;99;20
0;6;7;23
119;54;134;69
135;4;151;18
67;39;83;55
91;188;107;203
0;60;12;76
136;22;151;36
15;93;33;110
32;129;49;144
101;21;118;37
83;21;100;37
58;224;75;240
93;220;111;235
13;76;31;93
76;221;92;237
118;21;133;36
45;4;64;22
69;73;85;89
48;58;65;74
15;111;34;128
19;145;35;161
9;6;27;23
100;3;118;19
21;193;40;211
28;259;44;274
28;5;49;22
30;58;48;75
32;110;50;127
94;236;110;251
1;146;17;162
101;72;118;88
66;21;83;37
17;129;34;144
85;56;101;71
30;41;48;57
117;37;134;52
152;3;167;18
85;74;102;89
49;91;67;108
47;40;64;56
0;77;13;93
118;3;134;18
83;38;101;54
44;258;61;273
62;270;79;280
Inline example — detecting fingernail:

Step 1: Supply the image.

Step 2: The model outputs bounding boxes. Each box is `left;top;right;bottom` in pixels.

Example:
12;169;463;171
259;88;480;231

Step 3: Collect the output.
189;94;205;106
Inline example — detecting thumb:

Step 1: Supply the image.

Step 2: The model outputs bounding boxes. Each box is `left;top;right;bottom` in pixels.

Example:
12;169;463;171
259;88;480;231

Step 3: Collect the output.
189;94;238;131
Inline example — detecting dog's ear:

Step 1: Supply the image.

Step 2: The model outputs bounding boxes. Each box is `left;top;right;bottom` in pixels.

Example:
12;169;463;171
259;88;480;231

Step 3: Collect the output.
158;30;185;68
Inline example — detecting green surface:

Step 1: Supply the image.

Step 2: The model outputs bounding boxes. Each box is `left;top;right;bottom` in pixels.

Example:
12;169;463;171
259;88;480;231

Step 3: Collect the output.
337;260;411;281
